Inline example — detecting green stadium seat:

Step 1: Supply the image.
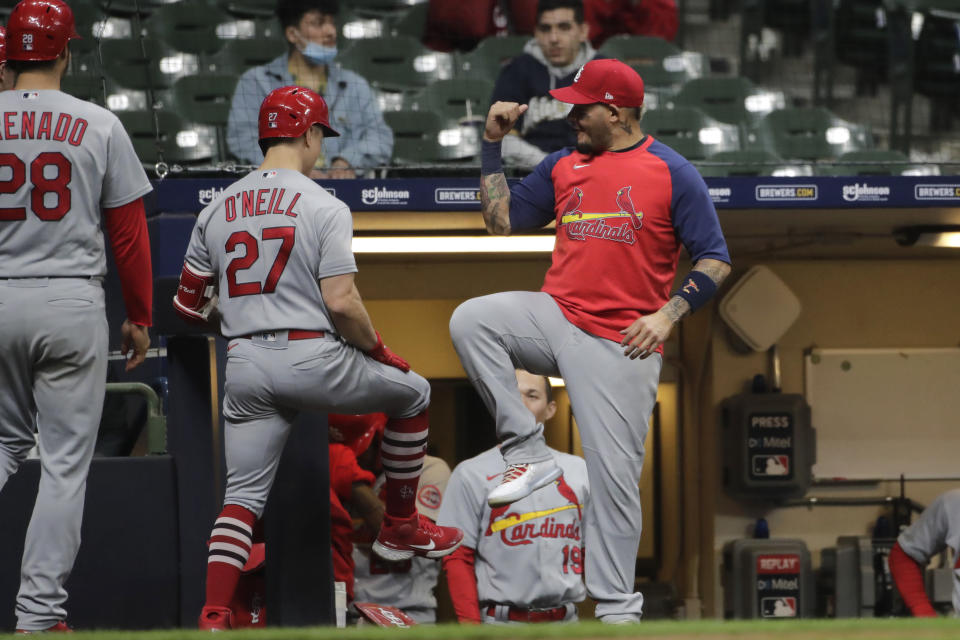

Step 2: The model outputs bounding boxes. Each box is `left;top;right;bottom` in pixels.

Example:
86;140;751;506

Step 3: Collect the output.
695;150;812;177
675;77;785;126
456;35;529;81
118;110;219;165
215;16;282;42
204;37;286;74
598;35;704;88
144;0;232;55
384;111;480;164
336;36;454;91
98;0;175;17
391;3;429;39
169;74;239;127
61;74;148;112
350;0;429;14
642;107;740;159
100;38;200;90
751;107;873;160
339;9;387;41
70;2;113;55
407;78;494;122
816;149;936;176
218;0;276;18
61;75;108;108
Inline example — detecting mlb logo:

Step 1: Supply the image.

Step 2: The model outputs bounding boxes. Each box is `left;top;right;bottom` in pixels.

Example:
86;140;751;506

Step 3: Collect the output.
761;597;797;618
261;170;278;179
752;455;789;476
22;33;34;51
20;91;39;100
267;112;278;128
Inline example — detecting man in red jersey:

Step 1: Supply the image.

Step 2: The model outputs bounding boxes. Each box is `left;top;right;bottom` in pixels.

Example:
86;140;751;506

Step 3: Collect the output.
449;58;730;623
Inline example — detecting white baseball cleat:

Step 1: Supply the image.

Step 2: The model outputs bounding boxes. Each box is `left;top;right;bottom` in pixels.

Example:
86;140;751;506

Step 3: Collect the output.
487;460;563;507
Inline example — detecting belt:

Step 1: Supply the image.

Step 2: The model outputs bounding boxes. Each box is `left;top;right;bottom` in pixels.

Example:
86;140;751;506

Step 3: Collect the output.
240;330;326;340
485;604;568;623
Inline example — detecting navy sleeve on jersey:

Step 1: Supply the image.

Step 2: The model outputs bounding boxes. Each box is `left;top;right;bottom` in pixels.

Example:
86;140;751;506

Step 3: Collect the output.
508;148;571;231
669;161;731;264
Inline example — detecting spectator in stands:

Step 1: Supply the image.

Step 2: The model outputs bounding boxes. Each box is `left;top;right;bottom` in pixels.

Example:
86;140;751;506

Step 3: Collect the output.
490;0;602;167
226;0;393;177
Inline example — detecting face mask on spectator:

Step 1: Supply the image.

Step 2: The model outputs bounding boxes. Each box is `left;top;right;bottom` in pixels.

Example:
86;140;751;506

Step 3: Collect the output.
301;41;337;66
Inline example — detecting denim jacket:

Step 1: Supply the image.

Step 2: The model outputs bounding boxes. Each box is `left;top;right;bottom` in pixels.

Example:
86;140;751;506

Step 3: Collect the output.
226;53;394;169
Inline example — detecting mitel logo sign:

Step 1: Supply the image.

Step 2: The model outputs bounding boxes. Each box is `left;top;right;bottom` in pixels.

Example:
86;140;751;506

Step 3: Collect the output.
915;184;960;200
198;186;225;205
842;182;890;202
361;186;410;206
709;187;732;204
755;185;818;201
435;188;480;204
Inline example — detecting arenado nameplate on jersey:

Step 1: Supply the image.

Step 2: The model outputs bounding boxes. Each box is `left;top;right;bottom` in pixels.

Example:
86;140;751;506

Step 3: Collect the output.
722;393;815;501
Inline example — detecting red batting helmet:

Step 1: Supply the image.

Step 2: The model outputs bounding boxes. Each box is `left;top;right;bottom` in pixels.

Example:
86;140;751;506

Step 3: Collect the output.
328;413;387;456
258;85;340;142
0;27;6;65
5;0;80;62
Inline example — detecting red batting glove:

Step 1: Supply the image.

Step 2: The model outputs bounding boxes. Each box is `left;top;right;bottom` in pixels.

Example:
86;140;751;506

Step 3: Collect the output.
367;331;410;372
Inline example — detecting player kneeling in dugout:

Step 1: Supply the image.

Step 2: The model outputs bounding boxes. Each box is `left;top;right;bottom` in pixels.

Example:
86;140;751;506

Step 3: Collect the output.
438;371;589;624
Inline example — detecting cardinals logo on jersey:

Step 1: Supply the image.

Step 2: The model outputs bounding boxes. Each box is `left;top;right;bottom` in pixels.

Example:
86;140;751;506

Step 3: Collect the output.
485;475;583;547
559;186;643;245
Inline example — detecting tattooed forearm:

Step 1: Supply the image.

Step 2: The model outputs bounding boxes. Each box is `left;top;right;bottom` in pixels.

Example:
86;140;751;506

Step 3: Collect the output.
480;172;512;236
693;258;731;286
663;295;691;323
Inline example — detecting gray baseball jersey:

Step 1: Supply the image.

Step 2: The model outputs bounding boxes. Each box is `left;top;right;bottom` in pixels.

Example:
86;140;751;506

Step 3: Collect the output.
0;89;150;631
183;168;356;338
0;90;151;277
190;168;432;521
437;446;589;610
352;456;451;623
898;489;960;614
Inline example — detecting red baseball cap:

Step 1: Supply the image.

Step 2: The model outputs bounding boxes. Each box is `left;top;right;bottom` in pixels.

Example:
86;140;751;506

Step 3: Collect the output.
549;58;645;107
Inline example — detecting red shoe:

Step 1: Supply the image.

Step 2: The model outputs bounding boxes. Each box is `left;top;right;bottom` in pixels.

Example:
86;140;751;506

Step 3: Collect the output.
372;512;463;561
15;621;72;633
198;605;233;631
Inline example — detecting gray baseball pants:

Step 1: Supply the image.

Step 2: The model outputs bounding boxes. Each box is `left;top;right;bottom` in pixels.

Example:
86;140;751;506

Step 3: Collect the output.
221;332;430;518
0;278;108;631
449;291;661;622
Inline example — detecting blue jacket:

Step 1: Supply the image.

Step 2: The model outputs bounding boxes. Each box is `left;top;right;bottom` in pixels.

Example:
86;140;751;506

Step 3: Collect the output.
491;40;602;154
226;53;394;169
